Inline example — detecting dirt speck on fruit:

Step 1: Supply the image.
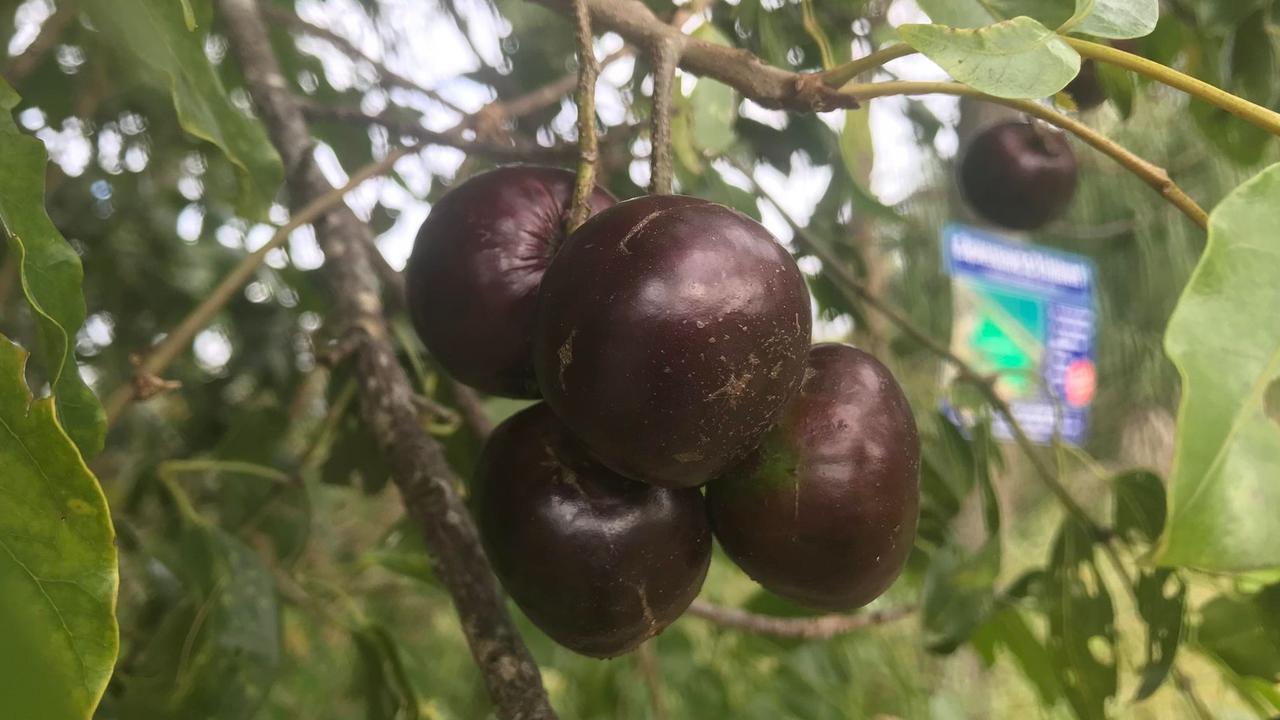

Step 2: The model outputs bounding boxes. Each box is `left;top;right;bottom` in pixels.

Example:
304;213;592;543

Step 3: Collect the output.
708;372;752;406
557;329;576;389
618;209;665;255
674;451;705;463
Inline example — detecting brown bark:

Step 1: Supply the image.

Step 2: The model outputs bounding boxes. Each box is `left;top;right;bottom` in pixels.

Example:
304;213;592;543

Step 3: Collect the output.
214;0;556;717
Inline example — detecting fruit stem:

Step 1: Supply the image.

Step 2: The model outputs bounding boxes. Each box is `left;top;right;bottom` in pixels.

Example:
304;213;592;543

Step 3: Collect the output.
566;0;601;233
1067;37;1280;138
819;43;916;87
648;35;685;195
840;81;1209;229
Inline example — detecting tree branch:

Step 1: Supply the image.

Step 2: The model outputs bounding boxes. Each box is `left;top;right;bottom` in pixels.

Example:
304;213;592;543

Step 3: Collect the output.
214;1;555;717
686;600;915;640
534;0;857;112
566;0;600;231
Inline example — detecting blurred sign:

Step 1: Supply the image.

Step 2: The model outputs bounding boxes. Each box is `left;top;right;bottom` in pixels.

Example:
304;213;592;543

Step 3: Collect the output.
941;223;1097;445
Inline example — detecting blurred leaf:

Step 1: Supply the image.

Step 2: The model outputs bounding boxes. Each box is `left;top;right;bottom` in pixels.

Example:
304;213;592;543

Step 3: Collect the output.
1044;518;1116;720
1158;163;1280;571
971;608;1064;705
0;79;106;456
1225;10;1278;107
0;337;118;720
1111;469;1165;544
674;25;739;175
922;420;1002;652
82;0;283;219
350;623;422;720
1096;61;1136;118
1132;569;1185;699
366;521;437;586
113;520;281;719
1195;586;1280;682
899;18;1081;99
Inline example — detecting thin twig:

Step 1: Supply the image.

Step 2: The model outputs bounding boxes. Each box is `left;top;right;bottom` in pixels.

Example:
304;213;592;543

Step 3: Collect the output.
636;642;669;720
647;36;684;195
566;0;600;232
104;145;417;424
3;2;78;85
686;600;914;640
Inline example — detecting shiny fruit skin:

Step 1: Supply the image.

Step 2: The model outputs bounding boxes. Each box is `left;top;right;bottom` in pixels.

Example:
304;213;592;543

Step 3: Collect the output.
958;121;1078;232
707;344;920;612
406;166;615;398
471;403;712;658
533;195;812;489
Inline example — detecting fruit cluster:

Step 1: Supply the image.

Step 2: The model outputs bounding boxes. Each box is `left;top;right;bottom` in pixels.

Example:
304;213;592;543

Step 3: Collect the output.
408;166;921;657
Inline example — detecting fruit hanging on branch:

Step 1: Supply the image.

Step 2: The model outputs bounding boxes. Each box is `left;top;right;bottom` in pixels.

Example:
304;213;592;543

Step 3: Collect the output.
1064;60;1107;111
534;194;813;489
708;344;921;612
406;166;615;398
958;120;1079;232
471;403;712;658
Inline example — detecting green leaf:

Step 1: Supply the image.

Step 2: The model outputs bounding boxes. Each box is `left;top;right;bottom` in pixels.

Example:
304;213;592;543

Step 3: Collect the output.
1065;0;1159;39
916;0;1073;28
1226;10;1278;107
112;521;282;719
1158;163;1280;571
81;0;282;219
899;18;1081;99
350;623;422;720
673;24;738;172
1195;587;1280;682
972;608;1064;705
1045;518;1116;720
1132;569;1185;699
1095;61;1136;118
0;80;105;456
0;336;118;720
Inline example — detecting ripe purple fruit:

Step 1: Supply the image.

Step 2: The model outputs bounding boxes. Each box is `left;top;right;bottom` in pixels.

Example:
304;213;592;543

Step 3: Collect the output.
471;403;711;657
533;195;812;489
958;120;1079;232
708;344;920;611
406;166;615;398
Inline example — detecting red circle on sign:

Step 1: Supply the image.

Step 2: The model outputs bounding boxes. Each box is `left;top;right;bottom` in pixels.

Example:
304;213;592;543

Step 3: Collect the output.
1064;359;1097;407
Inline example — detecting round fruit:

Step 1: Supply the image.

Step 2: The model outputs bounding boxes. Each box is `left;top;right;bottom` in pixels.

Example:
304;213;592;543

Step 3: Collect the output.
707;343;920;612
471;403;711;658
406;166;615;398
1064;60;1106;111
533;195;812;489
958;120;1078;231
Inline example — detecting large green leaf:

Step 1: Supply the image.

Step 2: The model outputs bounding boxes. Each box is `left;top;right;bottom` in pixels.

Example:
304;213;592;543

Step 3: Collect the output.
0;80;105;456
1195;586;1280;682
0;336;118;719
82;0;282;219
1157;163;1280;571
916;0;1073;28
899;18;1081;99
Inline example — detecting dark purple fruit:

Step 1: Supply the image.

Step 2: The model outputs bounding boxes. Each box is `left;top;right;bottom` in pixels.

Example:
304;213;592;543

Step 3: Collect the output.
1064;60;1106;111
471;403;711;658
406;166;615;398
958;120;1078;232
707;344;920;612
533;195;812;489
